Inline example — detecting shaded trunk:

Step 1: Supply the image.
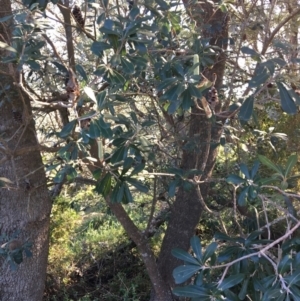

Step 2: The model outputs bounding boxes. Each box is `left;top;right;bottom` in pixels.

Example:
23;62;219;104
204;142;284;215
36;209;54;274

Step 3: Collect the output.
0;1;52;300
153;1;229;298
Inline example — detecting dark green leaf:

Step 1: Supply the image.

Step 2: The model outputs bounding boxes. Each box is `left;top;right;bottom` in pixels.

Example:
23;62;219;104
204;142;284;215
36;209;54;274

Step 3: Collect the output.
97;90;107;110
52;61;68;73
155;0;170;10
126;178;149;193
129;7;140;20
157;77;177;91
218;274;245;291
284;269;300;286
238;278;249;300
202;242;217;263
250;161;260;179
168;179;178;197
123;182;133;203
76;64;88;81
95;173;111;197
258;155;283;175
173;285;210;297
26;60;41;70
240;163;250;179
172;248;201;265
238;186;249;206
88;120;101;139
277;82;297;115
241;46;260;60
121;57;135;74
239;96;254;121
248;67;269;88
130;161;145;176
278;254;292;274
111;146;127;164
91;41;112;56
285;155;297;178
173;265;201;284
226;175;245;185
58;120;76;139
188;84;202;98
190;236;202;260
105;69;125;85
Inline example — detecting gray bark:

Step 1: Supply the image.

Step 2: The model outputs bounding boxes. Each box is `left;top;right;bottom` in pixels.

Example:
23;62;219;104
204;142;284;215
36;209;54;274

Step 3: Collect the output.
0;1;52;300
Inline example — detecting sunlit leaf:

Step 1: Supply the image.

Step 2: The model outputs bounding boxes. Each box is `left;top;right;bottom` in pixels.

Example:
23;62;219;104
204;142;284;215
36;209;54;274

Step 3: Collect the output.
84;86;97;103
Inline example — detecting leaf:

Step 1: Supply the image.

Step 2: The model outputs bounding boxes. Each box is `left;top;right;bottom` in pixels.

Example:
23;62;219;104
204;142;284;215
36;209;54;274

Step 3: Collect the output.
238;186;249;206
91;41;111;56
238;278;249;300
26;60;41;70
0;41;17;53
250;161;260;179
202;242;217;263
278;254;292;274
188;84;202;98
95;173;111;197
284;269;300;286
0;177;13;188
218;274;245;290
173;265;201;284
97;90;107;110
173;285;210;297
241;46;260;60
258;155;283;175
76;64;88;81
168;179;178;197
157;78;178;91
111;146;127;164
121;57;135;74
0;15;13;22
190;236;202;260
240;163;250;179
239;96;254;121
284;155;297;178
155;0;170;10
51;61;68;73
277;82;297;115
171;248;201;265
248;67;270;88
226;175;245;185
126;178;149;193
88;120;101;138
123;182;133;203
58;120;76;138
84;86;97;103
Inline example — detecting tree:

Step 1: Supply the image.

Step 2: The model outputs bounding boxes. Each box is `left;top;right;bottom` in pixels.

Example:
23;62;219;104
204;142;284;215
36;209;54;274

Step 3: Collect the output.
2;0;300;300
0;1;52;300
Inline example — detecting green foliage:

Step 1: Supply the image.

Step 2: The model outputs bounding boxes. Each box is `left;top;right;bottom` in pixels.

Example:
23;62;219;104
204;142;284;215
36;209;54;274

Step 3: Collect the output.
172;235;300;301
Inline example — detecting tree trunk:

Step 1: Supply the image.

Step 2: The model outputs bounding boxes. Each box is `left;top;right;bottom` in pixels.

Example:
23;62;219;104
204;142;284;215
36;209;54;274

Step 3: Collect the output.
153;1;229;298
0;1;52;300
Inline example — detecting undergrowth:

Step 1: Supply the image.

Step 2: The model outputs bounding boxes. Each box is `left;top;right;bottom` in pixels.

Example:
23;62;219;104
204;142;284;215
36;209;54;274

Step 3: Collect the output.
44;186;155;301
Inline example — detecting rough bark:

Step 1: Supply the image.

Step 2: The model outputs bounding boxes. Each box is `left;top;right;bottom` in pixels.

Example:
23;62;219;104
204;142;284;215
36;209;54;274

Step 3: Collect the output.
0;1;52;300
153;1;229;299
